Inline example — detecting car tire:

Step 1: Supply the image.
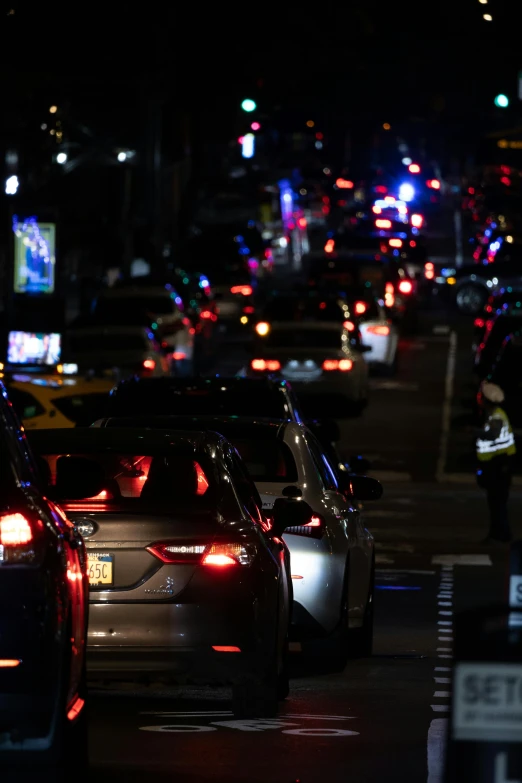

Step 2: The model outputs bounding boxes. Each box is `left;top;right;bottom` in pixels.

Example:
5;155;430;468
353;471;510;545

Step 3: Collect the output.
455;284;487;315
349;556;375;658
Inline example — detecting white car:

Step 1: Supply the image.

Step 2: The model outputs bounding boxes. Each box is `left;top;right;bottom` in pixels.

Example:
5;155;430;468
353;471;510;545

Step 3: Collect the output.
93;415;382;664
351;293;400;371
66;326;170;380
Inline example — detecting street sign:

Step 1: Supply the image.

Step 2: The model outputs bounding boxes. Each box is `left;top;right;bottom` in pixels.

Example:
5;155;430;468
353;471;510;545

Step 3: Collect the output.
446;606;522;781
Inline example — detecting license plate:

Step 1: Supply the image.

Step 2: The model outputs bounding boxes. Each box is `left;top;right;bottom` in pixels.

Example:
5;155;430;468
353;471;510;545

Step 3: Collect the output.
88;553;114;586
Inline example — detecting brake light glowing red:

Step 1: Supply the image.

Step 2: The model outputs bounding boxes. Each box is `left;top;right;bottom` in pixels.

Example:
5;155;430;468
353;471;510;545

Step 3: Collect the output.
389;238;402;248
411;214;423;228
474;318;485;328
324;239;335;253
354;301;367;315
212;646;241;652
0;513;32;546
172;351;186;360
303;516;322;527
243;305;255;314
67;696;85;721
375;185;387;194
200;310;213;319
408;163;421;174
372;205;381;214
298;217;307;228
231;285;253;296
343;320;355;331
427;179;440;190
322;359;353;371
195;462;209;495
367;325;390;336
251;359;281;371
0;659;21;668
376;219;392;229
203;553;236;566
385;282;395;307
142;359;155;371
398;280;413;294
335;178;354;189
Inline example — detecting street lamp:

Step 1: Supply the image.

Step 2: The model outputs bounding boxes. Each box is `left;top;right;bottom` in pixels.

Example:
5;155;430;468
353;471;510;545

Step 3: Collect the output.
117;151;127;162
494;94;509;108
56;152;67;164
5;175;18;195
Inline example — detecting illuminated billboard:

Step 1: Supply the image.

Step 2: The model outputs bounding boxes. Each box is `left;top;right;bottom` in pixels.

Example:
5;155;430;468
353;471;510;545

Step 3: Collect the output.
12;216;56;294
7;331;61;366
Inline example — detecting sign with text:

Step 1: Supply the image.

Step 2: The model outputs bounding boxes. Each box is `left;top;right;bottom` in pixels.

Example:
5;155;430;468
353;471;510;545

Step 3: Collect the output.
453;662;522;743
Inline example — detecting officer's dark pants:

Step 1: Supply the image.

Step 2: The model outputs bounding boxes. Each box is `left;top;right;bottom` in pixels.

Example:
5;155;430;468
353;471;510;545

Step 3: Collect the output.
484;465;512;541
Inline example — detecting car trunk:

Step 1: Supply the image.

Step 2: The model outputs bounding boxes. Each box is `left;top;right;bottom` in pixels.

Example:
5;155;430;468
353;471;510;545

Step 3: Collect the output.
63;507;221;600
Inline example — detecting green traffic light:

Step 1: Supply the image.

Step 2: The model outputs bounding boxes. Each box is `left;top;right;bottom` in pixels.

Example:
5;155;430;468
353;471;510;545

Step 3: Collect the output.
241;99;256;112
494;94;509;108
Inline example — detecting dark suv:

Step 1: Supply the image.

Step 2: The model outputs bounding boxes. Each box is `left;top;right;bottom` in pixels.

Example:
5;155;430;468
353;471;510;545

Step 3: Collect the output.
0;382;89;780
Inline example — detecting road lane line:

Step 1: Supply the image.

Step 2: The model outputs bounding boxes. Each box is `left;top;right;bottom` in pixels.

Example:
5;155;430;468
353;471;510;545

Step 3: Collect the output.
436;329;457;481
427;717;447;783
438;610;453;615
435;666;452;671
434;691;451;698
434;678;451;683
438;654;452;658
431;705;450;712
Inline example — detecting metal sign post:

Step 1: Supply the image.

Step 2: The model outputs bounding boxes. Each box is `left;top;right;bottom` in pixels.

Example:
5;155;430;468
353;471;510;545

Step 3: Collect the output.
446;605;522;782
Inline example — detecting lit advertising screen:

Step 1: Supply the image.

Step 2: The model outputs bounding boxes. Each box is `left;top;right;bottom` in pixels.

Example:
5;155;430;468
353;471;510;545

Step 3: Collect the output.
12;216;56;294
7;331;61;366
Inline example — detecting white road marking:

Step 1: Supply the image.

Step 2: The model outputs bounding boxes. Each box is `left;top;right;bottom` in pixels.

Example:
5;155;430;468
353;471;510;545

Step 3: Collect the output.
436;329;457;481
439;638;454;642
437;648;453;652
438;621;452;626
375;542;415;552
431;705;450;712
435;667;452;672
439;611;453;616
370;380;420;391
212;719;298;732
438;594;453;598
427;718;447;783
438;601;452;606
433;325;450;335
434;691;451;698
282;728;359;737
434;678;451;684
438;654;453;659
432;554;492;566
141;725;217;732
376;569;436;575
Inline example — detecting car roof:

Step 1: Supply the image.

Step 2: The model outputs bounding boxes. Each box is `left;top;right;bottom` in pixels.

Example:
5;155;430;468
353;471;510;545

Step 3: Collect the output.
26;427;222;455
111;376;290;394
99;415;292;440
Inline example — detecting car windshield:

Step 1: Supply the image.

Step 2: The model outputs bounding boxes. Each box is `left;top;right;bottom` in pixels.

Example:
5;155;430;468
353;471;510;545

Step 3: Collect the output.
108;387;289;419
69;334;147;353
229;438;298;482
35;450;216;508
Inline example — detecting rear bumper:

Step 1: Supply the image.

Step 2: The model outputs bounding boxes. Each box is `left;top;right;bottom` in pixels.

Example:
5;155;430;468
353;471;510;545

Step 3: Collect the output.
87;646;258;683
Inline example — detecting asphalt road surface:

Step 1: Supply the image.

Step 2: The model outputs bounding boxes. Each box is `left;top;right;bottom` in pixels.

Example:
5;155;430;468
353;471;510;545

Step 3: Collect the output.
87;206;522;782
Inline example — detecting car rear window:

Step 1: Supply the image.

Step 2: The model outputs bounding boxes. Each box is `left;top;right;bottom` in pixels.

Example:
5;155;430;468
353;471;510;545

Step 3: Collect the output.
107;387;289;419
262;327;342;349
69;334;147;353
263;298;344;322
229;439;298;483
50;394;111;426
35;451;216;507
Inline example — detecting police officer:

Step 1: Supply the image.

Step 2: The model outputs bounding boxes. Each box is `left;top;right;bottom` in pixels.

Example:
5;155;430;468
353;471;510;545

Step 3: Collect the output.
476;381;516;543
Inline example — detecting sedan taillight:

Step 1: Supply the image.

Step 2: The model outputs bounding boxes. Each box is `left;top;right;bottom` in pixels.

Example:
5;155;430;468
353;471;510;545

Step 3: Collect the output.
322;359;353;371
251;359;281;371
0;511;43;564
147;541;255;566
285;514;325;539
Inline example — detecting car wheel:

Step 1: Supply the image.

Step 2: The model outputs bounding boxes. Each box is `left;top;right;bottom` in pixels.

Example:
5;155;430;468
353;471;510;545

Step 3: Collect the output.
349;556;375;658
455;284;487;315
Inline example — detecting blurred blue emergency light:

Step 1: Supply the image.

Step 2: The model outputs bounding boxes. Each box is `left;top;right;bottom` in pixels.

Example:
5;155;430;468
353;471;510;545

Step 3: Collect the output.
399;183;415;202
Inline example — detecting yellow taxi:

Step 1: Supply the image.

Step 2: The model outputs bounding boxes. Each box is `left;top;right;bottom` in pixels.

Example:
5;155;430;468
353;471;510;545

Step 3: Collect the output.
1;366;115;429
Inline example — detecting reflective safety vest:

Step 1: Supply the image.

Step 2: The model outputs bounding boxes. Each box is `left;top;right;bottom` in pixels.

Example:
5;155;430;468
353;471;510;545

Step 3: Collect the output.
476;406;516;462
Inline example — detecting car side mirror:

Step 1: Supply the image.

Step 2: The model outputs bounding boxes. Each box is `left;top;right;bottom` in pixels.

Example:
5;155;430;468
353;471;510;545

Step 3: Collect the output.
51;456;106;500
347;455;371;474
271;493;314;537
344;474;383;501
